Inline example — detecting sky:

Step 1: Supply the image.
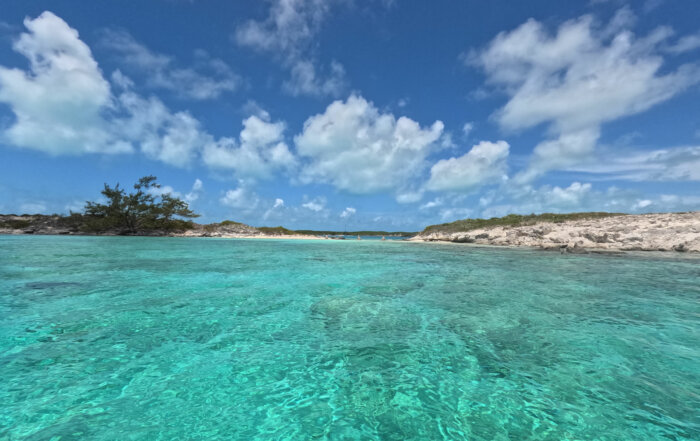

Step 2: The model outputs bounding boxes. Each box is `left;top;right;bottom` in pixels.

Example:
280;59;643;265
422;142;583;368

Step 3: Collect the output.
0;0;699;231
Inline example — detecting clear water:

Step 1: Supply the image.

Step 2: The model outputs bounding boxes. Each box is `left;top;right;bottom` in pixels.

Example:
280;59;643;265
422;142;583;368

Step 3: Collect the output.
1;236;698;441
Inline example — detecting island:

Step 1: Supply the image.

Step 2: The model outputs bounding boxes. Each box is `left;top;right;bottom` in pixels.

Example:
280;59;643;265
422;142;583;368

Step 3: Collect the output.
411;212;700;253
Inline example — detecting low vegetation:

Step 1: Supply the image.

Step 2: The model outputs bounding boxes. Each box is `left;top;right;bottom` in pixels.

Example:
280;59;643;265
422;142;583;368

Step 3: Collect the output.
257;226;298;235
422;212;624;235
203;220;248;232
0;219;32;229
294;230;416;236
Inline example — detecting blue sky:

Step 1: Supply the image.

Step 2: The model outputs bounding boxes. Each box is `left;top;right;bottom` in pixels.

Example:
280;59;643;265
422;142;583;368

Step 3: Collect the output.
0;0;699;230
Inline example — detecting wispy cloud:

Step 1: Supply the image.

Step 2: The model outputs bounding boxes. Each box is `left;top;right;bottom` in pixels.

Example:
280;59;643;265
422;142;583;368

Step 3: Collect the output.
100;29;239;100
234;0;346;97
470;8;700;183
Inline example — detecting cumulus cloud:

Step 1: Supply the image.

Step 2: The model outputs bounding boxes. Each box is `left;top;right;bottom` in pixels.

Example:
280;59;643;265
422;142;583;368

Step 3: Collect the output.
426;140;510;192
115;89;210;167
235;0;345;96
0;11;128;155
0;11;297;175
302;197;326;212
284;59;346;97
295;95;445;196
146;178;203;203
340;207;356;218
220;185;260;210
202;114;296;179
0;11;221;168
471;10;700;182
100;30;239;100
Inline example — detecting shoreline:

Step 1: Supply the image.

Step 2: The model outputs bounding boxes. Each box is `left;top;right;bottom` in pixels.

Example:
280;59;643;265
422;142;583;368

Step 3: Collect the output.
405;238;700;259
3;229;700;259
2;211;698;254
409;212;700;254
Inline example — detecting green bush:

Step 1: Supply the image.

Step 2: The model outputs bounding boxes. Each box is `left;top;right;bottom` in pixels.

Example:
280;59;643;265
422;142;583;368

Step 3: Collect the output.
257;226;297;235
0;219;32;229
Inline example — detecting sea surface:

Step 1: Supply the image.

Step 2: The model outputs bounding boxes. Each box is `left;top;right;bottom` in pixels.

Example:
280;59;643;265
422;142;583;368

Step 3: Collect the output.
1;236;698;440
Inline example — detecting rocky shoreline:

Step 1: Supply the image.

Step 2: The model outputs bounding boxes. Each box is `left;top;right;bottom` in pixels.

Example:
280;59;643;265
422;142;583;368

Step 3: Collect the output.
0;215;353;240
409;212;700;253
0;215;304;239
3;212;699;252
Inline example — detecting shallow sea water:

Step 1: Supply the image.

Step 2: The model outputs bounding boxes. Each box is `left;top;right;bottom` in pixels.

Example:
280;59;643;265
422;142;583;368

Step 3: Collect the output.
0;236;698;440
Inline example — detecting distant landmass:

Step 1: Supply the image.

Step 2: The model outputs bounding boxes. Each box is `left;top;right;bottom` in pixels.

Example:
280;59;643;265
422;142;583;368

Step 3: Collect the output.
3;211;699;253
0;214;414;239
1;176;697;252
411;211;700;253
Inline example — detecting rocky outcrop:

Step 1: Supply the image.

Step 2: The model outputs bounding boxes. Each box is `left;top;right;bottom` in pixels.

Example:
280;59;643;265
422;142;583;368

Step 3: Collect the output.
179;222;261;237
410;212;700;253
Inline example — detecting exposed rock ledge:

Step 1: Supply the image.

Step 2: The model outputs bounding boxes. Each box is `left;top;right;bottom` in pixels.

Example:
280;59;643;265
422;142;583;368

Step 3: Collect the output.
409;212;700;253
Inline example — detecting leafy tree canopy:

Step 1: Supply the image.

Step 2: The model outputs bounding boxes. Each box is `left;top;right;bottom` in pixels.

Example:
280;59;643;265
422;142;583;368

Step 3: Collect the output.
83;176;199;233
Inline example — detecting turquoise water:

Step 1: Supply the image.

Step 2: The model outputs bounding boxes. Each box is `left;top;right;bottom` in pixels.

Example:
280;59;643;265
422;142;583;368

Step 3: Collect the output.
1;236;698;441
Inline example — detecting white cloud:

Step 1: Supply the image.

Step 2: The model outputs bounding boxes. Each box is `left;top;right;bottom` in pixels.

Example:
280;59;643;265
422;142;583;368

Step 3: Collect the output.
567;145;700;181
480;182;596;218
395;190;424;204
283;59;345;97
100;30;239;100
666;32;700;54
438;207;473;222
263;198;286;220
220;185;259;210
462;122;474;137
0;11;128;155
235;0;329;56
116;90;209;167
471;10;700;183
340;207;356;218
419;198;444;210
426;140;510;192
477;181;700;218
202;114;296;179
634;199;653;209
302;197;326;212
0;11;219;169
185;179;203;202
295;94;445;196
146;178;203;203
235;0;345;96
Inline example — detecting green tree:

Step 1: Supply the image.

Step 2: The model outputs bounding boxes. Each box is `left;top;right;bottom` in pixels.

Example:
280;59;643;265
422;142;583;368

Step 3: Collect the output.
84;176;199;233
